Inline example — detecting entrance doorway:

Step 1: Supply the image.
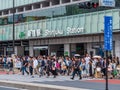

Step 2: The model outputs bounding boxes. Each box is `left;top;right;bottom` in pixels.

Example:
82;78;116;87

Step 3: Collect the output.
76;43;86;56
33;46;48;56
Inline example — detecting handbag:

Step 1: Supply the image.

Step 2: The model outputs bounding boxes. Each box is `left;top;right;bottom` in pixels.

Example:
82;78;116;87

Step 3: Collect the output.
96;67;101;72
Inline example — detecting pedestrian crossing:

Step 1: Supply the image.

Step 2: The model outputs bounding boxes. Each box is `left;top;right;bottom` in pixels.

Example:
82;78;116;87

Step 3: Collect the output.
0;74;103;83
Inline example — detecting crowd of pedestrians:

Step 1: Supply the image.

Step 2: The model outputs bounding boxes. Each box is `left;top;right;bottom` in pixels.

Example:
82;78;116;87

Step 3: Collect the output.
0;53;120;80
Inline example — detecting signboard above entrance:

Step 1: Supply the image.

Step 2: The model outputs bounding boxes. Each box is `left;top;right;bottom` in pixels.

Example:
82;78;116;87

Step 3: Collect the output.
27;27;85;38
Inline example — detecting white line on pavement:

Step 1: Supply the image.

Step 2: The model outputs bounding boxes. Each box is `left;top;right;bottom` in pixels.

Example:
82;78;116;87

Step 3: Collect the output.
0;86;28;90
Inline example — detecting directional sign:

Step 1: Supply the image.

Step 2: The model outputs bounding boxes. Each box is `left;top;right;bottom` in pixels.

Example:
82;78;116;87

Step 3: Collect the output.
99;0;115;7
104;16;113;51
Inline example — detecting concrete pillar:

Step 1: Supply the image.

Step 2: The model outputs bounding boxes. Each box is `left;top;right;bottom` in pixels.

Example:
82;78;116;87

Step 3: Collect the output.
48;45;50;56
49;1;52;6
14;46;24;56
32;5;34;10
23;7;26;11
87;43;95;56
4;47;6;56
29;46;33;56
64;44;70;56
16;9;18;13
17;46;24;56
15;46;17;55
115;40;120;58
40;3;43;8
60;0;62;4
71;43;76;56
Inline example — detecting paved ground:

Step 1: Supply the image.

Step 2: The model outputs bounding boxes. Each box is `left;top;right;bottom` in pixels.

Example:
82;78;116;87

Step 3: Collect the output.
0;71;120;90
0;86;27;90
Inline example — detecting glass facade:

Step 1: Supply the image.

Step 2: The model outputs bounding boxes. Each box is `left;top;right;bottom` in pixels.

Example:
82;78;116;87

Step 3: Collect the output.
0;3;114;26
0;0;43;10
0;9;119;41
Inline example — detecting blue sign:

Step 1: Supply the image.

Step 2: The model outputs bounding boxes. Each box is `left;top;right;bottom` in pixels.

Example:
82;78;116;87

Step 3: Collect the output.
104;16;113;51
99;0;115;7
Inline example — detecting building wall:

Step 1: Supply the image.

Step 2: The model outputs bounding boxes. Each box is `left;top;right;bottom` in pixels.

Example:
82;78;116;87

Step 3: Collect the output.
0;0;43;10
0;9;119;41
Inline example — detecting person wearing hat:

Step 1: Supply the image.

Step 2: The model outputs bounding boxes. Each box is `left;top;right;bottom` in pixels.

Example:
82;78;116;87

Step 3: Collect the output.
71;56;82;80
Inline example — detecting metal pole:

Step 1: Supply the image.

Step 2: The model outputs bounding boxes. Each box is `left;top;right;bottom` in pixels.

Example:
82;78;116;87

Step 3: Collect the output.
105;50;109;90
13;0;15;54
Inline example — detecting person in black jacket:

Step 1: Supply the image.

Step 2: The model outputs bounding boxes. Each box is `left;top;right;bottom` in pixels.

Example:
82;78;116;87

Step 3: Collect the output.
71;57;82;80
46;57;52;78
7;59;14;74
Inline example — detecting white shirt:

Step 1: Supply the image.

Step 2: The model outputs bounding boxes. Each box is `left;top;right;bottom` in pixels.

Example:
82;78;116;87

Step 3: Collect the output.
85;56;91;65
33;59;38;68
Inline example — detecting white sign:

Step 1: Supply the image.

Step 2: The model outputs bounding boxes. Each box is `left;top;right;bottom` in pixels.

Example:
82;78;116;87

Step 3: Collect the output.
67;27;84;34
99;0;115;7
27;29;42;37
45;29;64;36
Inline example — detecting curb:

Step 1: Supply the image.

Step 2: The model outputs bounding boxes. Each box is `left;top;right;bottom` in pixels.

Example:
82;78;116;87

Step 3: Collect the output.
0;80;92;90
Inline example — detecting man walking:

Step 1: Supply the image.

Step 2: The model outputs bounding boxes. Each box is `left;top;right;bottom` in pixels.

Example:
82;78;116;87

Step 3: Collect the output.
71;56;82;80
21;57;29;75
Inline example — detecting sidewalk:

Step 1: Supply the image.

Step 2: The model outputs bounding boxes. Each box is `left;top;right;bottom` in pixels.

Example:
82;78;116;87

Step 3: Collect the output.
0;74;120;90
0;74;93;90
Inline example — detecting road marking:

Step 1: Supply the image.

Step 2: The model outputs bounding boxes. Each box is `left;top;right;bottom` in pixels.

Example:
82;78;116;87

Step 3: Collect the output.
0;86;28;90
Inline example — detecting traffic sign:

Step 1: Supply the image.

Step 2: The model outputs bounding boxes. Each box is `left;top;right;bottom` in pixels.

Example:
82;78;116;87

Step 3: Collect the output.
99;0;115;7
104;16;113;51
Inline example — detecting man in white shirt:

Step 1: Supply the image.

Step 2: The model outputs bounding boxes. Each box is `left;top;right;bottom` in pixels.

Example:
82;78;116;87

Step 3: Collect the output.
84;53;91;77
33;57;39;76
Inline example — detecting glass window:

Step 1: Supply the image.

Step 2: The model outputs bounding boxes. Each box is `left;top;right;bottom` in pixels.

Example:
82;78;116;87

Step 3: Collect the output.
42;20;46;37
2;27;6;40
98;12;104;33
113;11;119;30
46;20;51;30
62;17;67;35
33;22;37;30
73;16;79;28
91;13;98;33
52;19;56;30
85;14;91;34
67;17;73;28
8;26;13;40
0;26;3;40
56;18;62;30
17;24;21;39
15;24;18;39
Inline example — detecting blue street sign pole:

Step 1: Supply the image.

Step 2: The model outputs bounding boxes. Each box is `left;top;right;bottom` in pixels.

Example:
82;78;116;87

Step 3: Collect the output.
104;16;113;90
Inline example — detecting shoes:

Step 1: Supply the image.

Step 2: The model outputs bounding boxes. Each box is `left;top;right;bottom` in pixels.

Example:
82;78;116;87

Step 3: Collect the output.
46;76;49;78
70;77;74;80
79;76;82;80
53;76;56;78
39;75;41;77
31;76;34;78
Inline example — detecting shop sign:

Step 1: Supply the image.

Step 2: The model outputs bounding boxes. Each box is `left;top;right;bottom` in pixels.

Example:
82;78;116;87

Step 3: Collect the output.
19;32;25;39
66;27;84;34
64;51;69;56
27;29;42;37
45;29;64;36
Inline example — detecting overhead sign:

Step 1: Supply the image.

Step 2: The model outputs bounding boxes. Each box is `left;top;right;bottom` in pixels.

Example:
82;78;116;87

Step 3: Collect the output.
104;16;113;51
99;0;115;7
